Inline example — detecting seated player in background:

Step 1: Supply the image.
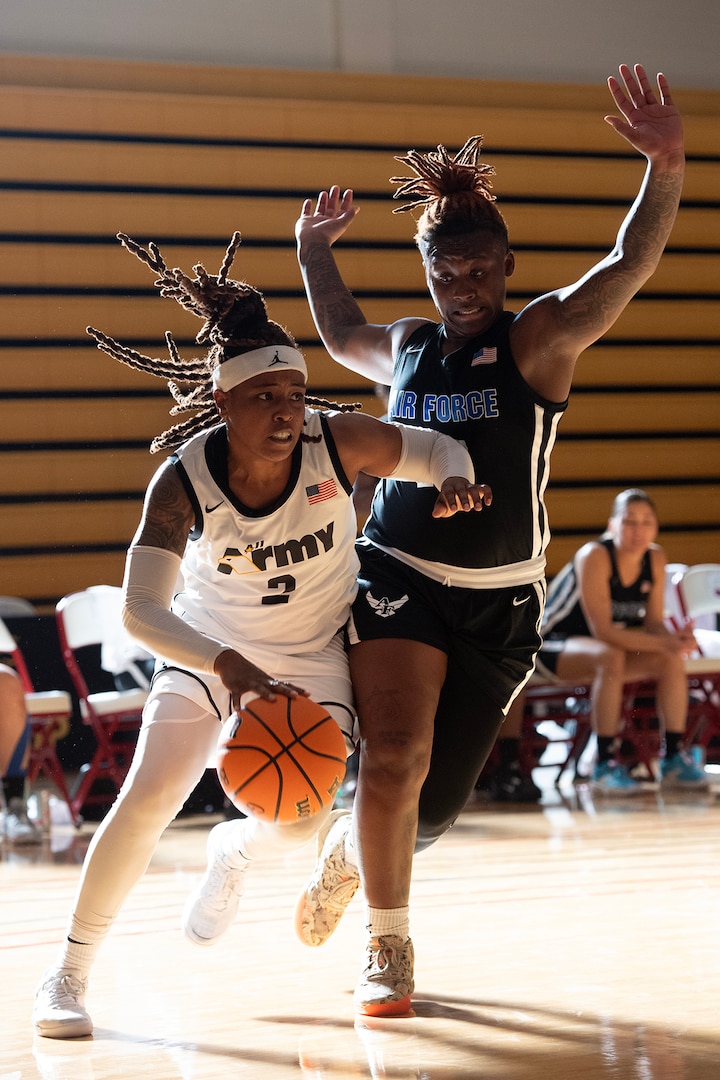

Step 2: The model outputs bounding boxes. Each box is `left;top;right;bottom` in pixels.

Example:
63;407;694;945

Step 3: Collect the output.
536;488;707;794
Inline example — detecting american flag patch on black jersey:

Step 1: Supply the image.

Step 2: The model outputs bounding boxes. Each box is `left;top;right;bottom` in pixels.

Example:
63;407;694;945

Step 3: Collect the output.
306;479;337;504
471;347;497;365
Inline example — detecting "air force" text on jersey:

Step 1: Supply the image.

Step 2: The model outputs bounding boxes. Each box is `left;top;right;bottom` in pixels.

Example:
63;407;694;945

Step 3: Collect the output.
393;389;499;423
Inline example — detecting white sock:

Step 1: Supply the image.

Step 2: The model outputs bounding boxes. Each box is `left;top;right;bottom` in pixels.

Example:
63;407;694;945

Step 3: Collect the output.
366;906;410;941
57;939;97;980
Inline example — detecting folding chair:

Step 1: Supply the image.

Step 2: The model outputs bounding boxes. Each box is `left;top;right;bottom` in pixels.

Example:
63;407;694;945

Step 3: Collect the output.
673;565;720;753
55;587;148;821
0;615;77;825
521;679;594;783
676;564;720;631
523;676;668;783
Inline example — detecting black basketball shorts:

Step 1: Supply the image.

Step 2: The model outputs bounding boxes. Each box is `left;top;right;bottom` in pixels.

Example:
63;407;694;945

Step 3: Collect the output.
347;542;545;711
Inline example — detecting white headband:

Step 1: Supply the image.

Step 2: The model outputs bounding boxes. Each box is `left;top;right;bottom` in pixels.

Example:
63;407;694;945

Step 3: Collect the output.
212;345;308;391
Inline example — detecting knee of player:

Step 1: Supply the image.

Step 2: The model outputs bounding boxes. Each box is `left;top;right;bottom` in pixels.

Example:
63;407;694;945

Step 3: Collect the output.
358;730;431;790
415;810;455;852
594;642;626;678
114;773;189;826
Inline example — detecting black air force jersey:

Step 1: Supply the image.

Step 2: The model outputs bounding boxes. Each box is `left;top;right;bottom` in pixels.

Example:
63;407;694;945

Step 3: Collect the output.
364;314;567;579
543;537;655;639
168;410;359;657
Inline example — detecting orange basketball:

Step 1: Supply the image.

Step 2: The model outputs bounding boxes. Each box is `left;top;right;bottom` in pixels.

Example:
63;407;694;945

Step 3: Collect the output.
216;695;347;824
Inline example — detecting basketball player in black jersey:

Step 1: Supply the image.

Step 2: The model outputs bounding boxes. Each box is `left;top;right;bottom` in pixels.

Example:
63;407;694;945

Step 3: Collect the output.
292;64;686;1016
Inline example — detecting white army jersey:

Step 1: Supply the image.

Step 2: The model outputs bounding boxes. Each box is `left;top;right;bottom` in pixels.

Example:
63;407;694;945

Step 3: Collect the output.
169;409;359;657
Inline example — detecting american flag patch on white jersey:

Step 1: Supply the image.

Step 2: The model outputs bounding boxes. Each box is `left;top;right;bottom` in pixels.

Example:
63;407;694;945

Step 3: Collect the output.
306;479;337;504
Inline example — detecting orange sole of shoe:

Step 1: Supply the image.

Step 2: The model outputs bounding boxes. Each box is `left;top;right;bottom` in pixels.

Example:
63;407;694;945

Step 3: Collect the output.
356;995;414;1019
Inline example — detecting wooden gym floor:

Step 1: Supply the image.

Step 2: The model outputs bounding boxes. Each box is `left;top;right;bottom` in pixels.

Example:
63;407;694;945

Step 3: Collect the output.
3;769;720;1080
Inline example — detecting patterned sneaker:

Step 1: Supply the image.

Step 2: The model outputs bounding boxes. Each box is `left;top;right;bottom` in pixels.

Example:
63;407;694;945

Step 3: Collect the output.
183;821;248;946
3;797;42;845
294;808;359;947
660;750;710;789
590;761;643;795
32;969;93;1038
354;935;415;1017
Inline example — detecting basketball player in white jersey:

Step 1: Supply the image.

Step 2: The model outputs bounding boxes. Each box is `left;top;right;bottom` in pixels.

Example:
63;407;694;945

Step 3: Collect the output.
32;233;491;1038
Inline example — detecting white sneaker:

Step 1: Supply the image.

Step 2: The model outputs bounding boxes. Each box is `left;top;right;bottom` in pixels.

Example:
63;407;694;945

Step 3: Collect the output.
183;821;248;946
32;969;93;1038
293;808;359;947
3;797;43;845
354;935;415;1018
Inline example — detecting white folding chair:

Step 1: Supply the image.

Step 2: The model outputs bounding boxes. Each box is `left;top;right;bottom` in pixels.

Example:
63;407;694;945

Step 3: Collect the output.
676;564;720;633
56;586;148;821
673;565;720;752
0;616;77;825
664;563;689;630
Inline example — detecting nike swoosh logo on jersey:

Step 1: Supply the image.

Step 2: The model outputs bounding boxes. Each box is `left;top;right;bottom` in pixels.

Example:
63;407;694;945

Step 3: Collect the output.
512;595;530;606
205;501;224;513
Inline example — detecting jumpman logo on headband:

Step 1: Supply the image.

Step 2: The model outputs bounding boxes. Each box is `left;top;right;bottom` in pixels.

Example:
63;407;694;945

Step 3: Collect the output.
268;350;289;367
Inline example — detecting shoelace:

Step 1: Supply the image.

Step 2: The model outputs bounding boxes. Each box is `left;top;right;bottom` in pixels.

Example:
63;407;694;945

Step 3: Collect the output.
42;974;87;1008
365;938;410;981
204;861;245;911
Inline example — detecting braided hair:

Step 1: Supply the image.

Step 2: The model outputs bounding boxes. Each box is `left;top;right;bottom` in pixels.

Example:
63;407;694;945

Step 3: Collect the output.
390;135;508;257
88;232;358;453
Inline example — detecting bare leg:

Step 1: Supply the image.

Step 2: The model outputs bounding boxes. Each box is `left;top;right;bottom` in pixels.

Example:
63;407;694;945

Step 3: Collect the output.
0;664;30;776
555;638;627;737
0;664;39;843
350;639;445;909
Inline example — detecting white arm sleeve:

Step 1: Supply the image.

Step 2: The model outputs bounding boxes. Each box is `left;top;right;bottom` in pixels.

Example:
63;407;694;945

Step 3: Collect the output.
386;423;475;489
122;545;232;675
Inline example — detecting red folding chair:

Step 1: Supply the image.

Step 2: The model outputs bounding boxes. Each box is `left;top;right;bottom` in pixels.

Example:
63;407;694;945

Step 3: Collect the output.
523;676;667;783
0;615;77;825
55;587;147;821
521;679;594;783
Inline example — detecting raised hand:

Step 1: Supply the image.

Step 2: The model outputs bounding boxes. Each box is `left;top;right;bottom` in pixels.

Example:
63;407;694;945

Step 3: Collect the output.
296;185;360;248
604;64;684;162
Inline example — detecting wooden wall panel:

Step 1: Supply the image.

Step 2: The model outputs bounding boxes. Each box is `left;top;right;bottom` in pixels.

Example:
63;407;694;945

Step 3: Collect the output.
0;57;718;607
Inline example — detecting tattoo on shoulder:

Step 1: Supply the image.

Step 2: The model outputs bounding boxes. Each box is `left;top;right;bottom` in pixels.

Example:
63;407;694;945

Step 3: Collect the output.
140;467;193;554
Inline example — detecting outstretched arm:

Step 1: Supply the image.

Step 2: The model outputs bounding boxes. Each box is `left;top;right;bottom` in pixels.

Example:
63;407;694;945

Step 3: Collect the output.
296;186;424;382
513;64;685;402
329;411;493;519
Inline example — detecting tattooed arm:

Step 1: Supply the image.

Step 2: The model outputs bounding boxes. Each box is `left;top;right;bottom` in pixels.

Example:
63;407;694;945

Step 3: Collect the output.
511;65;685;402
296;186;423;383
131;460;195;554
122;462;303;703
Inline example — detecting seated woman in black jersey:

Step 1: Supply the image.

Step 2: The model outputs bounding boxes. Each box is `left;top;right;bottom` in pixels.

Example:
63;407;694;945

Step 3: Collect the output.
537;488;707;794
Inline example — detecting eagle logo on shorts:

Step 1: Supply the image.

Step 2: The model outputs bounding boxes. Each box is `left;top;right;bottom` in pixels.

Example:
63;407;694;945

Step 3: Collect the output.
366;591;409;618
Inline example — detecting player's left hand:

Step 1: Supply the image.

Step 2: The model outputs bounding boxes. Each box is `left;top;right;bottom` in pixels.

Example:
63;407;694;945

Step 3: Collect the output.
432;479;493;518
605;64;684;162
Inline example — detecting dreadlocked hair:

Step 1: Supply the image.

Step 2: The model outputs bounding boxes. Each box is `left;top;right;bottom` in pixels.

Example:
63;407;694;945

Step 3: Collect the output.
390;135;508;255
87;232;359;453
